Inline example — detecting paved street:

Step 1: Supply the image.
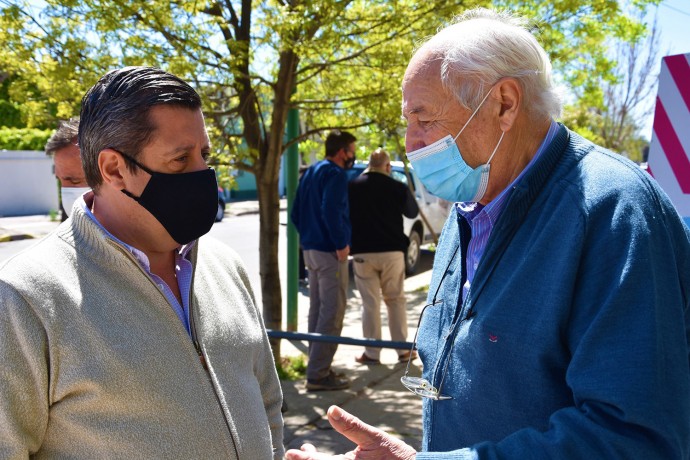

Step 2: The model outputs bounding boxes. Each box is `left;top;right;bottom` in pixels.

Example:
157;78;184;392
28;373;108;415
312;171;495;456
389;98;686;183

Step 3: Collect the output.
0;200;433;455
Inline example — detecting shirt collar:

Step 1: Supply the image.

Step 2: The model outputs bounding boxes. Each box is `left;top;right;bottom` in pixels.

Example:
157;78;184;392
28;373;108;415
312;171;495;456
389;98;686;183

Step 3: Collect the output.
78;192;196;269
456;119;560;224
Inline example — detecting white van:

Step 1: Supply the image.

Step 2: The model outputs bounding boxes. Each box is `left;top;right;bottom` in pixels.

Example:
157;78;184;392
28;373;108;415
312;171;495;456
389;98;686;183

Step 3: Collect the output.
346;161;451;275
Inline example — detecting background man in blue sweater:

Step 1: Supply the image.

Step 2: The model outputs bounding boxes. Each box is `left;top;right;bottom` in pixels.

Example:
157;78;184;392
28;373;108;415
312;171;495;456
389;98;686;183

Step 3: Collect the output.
291;130;357;391
287;7;690;459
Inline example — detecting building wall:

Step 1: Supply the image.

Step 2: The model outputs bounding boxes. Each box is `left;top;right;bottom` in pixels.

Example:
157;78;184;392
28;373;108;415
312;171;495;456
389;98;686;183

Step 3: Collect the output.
230;169;258;200
0;150;58;217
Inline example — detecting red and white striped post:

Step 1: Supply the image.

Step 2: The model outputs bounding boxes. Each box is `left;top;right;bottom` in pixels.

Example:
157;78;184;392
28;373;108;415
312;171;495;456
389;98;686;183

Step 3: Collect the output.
647;52;690;227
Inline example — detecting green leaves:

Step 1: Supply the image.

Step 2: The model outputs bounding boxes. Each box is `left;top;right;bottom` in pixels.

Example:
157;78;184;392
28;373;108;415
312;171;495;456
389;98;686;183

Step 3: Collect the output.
0;127;52;150
2;0;658;155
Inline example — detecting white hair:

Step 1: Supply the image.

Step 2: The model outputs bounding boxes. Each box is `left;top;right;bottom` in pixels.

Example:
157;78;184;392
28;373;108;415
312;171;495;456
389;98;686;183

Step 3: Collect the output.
420;8;563;119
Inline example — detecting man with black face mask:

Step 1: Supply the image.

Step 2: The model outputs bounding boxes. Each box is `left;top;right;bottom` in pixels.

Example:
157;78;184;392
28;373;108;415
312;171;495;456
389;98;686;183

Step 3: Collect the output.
291;129;357;391
0;67;284;459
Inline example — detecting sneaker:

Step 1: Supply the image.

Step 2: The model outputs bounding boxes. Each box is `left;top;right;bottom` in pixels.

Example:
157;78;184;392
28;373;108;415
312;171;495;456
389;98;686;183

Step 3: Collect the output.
306;373;350;391
398;350;418;363
355;353;381;365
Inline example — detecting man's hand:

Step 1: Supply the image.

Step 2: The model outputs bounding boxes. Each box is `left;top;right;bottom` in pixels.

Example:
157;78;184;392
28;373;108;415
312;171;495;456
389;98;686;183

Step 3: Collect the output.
285;406;417;460
336;245;350;262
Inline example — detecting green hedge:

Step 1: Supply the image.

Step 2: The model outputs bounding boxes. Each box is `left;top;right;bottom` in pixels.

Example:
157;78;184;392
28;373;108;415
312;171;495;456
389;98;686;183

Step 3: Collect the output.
0;127;53;151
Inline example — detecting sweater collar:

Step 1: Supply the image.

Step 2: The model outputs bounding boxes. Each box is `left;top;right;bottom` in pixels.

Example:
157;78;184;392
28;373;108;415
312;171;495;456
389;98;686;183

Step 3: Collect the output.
462;124;572;309
61;195;197;268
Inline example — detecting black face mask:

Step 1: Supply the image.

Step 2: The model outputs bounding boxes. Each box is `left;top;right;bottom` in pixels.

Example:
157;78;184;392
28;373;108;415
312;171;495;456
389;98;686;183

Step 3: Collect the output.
344;150;356;169
119;154;218;245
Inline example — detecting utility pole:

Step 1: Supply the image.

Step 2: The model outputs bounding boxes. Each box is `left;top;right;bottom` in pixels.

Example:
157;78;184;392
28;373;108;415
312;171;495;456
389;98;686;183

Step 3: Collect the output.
286;105;299;331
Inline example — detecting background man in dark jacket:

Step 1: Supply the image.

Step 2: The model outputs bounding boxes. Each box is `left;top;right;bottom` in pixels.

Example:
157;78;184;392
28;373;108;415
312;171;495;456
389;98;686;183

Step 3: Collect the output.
291;130;356;391
349;148;419;365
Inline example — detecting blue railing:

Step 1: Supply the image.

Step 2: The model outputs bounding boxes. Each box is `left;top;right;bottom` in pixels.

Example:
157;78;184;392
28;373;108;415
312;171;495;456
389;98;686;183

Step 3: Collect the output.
266;329;414;349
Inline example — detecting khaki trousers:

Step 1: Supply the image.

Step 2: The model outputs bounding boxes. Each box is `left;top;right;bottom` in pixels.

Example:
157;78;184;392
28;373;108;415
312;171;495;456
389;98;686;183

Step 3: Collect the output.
352;251;407;360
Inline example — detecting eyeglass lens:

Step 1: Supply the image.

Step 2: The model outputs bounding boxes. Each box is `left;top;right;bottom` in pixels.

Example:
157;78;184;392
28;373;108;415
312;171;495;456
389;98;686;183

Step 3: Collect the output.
400;302;453;400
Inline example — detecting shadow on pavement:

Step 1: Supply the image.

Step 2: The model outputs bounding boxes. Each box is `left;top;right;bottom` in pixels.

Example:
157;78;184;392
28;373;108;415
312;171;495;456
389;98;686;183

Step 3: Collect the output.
281;249;433;454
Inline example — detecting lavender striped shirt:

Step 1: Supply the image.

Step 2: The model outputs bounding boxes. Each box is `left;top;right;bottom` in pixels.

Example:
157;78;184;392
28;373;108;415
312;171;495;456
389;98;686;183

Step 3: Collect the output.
79;195;195;336
456;120;560;301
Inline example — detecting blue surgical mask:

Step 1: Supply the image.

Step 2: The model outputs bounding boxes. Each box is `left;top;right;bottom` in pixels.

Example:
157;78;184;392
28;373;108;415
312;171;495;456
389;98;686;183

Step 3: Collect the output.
407;87;504;203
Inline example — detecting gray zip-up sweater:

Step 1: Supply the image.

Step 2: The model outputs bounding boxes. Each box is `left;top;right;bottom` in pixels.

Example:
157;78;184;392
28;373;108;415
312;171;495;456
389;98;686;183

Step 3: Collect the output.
0;205;284;459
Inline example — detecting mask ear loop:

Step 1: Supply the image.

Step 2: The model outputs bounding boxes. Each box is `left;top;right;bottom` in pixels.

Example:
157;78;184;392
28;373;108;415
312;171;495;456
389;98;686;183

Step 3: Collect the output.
485;130;505;166
453;86;496;142
470;130;505;203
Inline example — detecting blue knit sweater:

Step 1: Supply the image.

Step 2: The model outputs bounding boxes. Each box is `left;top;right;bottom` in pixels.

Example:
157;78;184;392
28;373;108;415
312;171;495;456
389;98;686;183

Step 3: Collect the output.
416;125;690;459
291;159;351;252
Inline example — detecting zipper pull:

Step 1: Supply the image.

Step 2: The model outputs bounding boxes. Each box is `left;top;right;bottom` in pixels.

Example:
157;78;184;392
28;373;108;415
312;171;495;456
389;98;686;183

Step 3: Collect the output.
194;341;208;370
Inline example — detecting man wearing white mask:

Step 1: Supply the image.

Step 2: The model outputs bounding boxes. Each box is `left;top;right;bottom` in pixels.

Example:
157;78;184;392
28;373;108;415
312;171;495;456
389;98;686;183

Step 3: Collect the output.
287;7;690;459
45;118;90;219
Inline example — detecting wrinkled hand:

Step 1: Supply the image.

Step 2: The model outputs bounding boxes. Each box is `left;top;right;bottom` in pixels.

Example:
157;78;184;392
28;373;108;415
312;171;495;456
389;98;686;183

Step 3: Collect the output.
336;246;350;262
285;406;417;460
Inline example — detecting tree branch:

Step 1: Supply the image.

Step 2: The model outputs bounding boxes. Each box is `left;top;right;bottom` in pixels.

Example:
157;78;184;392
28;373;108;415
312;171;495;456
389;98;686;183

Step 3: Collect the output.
283;120;376;150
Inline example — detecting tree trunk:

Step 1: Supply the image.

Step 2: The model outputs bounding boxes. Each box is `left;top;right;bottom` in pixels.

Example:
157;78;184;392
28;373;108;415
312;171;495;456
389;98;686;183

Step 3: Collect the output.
255;47;300;364
256;168;283;362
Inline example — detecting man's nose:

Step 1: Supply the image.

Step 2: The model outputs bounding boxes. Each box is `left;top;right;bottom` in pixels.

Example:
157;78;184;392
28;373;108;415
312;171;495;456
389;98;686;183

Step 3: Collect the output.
405;125;425;153
190;153;209;171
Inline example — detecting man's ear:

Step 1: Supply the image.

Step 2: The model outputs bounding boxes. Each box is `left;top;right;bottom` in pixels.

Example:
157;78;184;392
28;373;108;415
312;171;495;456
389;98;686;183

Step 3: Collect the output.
334;147;347;164
98;149;128;189
495;78;521;133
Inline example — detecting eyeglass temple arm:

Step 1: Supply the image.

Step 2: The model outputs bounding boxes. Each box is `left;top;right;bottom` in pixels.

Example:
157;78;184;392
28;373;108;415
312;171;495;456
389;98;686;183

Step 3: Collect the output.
403;244;460;376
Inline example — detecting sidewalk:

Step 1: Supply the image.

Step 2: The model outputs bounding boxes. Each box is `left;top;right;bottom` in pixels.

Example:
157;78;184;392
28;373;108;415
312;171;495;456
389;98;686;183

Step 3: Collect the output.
0;199;431;455
281;262;429;454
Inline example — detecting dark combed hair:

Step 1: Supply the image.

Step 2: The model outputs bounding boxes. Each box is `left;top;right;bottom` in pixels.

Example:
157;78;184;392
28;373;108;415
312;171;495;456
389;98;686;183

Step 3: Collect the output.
324;130;357;157
45;118;79;156
78;66;202;189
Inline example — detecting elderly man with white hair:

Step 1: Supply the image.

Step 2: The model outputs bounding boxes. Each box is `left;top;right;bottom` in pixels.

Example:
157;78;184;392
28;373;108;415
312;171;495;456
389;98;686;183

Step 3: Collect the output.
286;7;690;460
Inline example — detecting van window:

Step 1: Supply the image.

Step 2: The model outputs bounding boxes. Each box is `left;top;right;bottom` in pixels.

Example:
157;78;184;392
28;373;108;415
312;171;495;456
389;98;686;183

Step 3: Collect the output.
390;170;408;186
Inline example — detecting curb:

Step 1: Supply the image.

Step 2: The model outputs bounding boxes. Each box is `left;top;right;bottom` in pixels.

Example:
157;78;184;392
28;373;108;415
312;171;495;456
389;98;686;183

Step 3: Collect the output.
228;210;260;217
0;233;35;243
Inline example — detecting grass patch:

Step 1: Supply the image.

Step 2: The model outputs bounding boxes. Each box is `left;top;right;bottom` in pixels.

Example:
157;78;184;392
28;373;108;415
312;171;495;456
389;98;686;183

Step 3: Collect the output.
276;354;307;380
413;284;429;294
